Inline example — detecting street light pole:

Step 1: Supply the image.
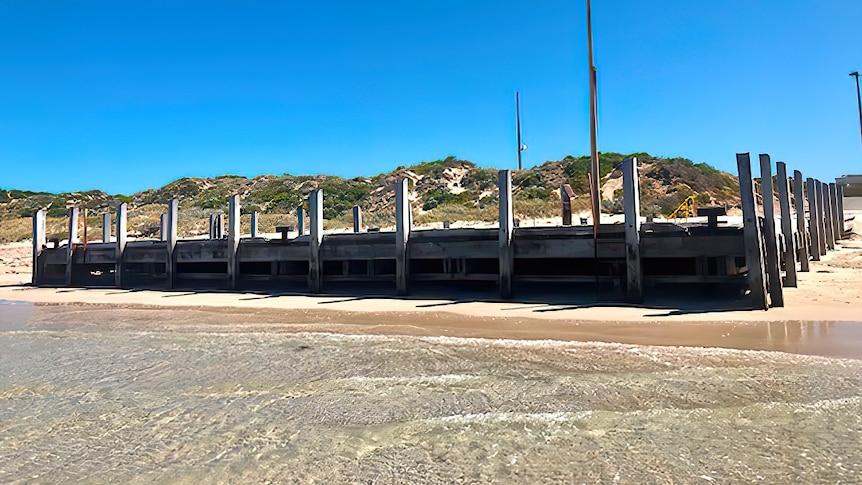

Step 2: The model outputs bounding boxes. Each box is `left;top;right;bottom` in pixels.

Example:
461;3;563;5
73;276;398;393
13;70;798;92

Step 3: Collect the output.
516;91;522;171
851;71;862;148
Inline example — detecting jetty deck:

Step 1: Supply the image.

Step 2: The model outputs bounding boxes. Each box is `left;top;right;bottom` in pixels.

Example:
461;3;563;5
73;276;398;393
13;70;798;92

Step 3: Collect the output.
30;155;849;309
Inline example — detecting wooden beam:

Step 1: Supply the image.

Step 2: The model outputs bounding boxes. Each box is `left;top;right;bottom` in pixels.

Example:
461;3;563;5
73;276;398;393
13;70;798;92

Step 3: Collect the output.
792;171;809;272
353;205;362;233
32;209;45;285
395;178;411;295
115;203;127;287
498;170;514;299
815;180;827;256
837;184;845;239
560;184;574;226
166;198;178;288
251;211;258;238
296;205;305;236
775;162;796;286
159;213;168;242
736;153;768;310
102;213;111;243
758;154;783;306
65;207;79;286
308;189;323;292
806;178;822;260
622;156;642;303
829;183;840;243
821;181;835;250
228;195;241;289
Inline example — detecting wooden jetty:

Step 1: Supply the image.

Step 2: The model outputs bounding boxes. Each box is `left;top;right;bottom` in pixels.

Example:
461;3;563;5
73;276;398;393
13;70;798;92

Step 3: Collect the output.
30;154;848;309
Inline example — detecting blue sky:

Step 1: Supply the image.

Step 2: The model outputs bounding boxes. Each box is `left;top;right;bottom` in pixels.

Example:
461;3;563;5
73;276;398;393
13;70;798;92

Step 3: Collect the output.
1;0;861;194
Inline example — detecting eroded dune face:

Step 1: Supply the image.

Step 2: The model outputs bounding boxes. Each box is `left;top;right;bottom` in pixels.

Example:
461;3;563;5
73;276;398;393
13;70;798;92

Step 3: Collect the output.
2;306;861;483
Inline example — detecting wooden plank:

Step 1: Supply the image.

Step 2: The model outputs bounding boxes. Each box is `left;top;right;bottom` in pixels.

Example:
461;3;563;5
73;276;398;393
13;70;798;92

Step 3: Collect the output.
160;213;168;242
499;170;514;298
410;240;497;259
821;181;835;250
32;209;46;285
758;154;783;306
166;198;178;288
115;203;127;287
792;171;809;271
308;189;323;292
622;156;642;302
829;183;840;242
101;213;111;243
736;153;767;310
514;239;625;259
228;195;241;289
353;205;362;233
640;235;745;257
806;178;822;260
560;184;573;226
395;178;411;295
775;162;796;286
65;207;79;286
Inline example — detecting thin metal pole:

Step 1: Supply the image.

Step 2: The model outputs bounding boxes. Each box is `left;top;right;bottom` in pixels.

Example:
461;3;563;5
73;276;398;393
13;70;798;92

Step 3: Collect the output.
851;72;862;148
516;91;522;171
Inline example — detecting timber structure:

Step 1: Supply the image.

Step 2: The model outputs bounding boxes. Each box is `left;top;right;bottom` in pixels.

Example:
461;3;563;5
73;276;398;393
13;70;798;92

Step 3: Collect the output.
30;155;850;309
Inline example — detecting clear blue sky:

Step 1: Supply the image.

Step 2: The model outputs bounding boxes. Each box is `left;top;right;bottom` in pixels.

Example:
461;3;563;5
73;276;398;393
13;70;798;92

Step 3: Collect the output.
1;0;861;195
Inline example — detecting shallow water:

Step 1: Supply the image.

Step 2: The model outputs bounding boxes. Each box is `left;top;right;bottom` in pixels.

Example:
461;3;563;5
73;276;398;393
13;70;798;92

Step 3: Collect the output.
1;306;861;483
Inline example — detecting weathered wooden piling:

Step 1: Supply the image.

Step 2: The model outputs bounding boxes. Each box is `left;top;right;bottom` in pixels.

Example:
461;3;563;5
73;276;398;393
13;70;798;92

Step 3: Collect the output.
166;199;178;288
806;178;822;260
814;180;827;256
758;154;783;306
159;213;168;242
395;178;411;296
837;184;845;238
775;162;796;286
307;190;323;292
251;211;258;238
791;171;809;272
115;203;127;287
622;157;642;302
31;209;46;285
296;206;305;236
498;170;514;299
65;207;79;286
560;184;574;226
737;154;768;310
102;213;111;243
353;205;362;233
829;183;840;243
228;195;241;289
821;181;835;250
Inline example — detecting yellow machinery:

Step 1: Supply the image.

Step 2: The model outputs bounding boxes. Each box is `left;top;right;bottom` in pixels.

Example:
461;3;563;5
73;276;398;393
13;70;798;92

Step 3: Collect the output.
668;194;698;219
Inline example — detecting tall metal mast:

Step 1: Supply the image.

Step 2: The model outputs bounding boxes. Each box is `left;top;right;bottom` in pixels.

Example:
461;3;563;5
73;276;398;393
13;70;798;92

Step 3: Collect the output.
516;91;523;170
586;0;600;227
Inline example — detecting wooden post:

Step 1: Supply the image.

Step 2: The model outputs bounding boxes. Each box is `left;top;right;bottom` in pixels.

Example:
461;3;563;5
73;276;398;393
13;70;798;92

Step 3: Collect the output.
560;184;574;226
821;181;834;250
217;213;225;239
159;213;168;242
837;184;845;239
228;195;241;289
101;213;111;243
32;209;46;285
208;214;215;239
829;183;840;243
815;181;828;255
395;178;411;296
622;157;642;303
775;162;796;287
115;203;127;287
296;206;305;236
166;199;178;288
65;207;79;286
498;170;514;299
737;153;768;310
758;154;783;307
251;211;258;238
792;171;809;272
806;178;822;260
353;205;362;233
308;189;323;292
